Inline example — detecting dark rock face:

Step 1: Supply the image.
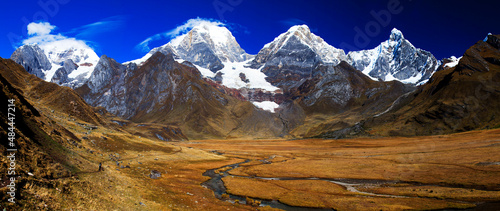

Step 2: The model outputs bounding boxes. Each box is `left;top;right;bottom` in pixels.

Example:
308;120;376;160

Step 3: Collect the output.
51;59;78;85
347;28;440;84
257;36;322;90
239;73;249;83
10;44;51;79
364;34;500;136
292;62;414;115
87;55;126;92
175;41;224;72
281;61;415;138
77;52;287;139
250;25;346;91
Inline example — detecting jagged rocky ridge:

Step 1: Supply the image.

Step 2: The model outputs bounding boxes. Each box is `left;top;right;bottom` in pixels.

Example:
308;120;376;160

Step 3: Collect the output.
10;43;99;88
10;45;52;79
347;28;440;84
250;25;347;90
129;22;252;72
77;52;288;139
9;23;499;139
355;34;500;137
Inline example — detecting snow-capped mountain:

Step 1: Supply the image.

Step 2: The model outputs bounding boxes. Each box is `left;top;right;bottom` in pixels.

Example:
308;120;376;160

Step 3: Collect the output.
347;28;440;84
11;42;99;88
10;44;51;79
78;52;286;138
253;25;347;66
126;22;279;110
249;25;347;90
128;22;252;72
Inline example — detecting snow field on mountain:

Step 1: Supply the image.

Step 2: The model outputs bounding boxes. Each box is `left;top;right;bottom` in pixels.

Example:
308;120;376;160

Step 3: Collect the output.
219;61;279;92
193;60;279;92
251;101;280;113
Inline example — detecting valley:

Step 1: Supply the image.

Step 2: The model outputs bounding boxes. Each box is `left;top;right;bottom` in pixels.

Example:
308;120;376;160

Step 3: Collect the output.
1;14;499;210
6;101;500;210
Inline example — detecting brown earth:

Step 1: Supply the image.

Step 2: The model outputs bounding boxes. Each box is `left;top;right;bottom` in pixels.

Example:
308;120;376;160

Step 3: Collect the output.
1;56;499;210
363;34;500;137
178;128;500;210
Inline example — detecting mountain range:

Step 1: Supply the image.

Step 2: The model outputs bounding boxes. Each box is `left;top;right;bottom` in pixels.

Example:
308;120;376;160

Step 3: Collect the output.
8;23;499;139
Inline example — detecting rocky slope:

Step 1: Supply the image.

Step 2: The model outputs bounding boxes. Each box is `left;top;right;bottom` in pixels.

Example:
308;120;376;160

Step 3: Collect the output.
0;56;190;209
250;25;347;90
10;44;51;79
10;43;99;88
362;34;500;136
129;22;252;72
347;28;440;84
0;57;104;209
77;52;287;139
285;61;414;138
293;62;413;114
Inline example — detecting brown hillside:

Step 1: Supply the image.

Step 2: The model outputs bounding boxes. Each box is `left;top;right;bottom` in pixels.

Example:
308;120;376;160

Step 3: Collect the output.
365;34;500;136
0;59;104;126
77;52;287;139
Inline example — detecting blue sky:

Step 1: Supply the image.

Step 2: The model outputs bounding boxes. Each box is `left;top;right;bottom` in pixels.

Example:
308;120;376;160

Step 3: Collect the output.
1;0;499;63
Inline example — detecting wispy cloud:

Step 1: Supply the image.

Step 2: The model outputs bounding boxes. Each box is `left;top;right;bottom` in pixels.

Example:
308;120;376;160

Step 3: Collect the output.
279;18;308;28
135;17;225;52
66;16;126;38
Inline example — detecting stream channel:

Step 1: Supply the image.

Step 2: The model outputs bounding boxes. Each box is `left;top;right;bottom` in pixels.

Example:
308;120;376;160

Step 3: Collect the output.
201;159;406;210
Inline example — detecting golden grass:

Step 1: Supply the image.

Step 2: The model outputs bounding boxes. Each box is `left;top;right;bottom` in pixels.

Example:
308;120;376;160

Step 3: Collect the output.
222;175;474;210
180;129;500;210
10;99;500;210
359;185;500;201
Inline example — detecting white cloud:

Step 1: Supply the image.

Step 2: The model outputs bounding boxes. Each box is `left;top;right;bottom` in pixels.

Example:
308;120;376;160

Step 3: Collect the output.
136;17;225;52
22;22;94;51
22;21;98;66
21;22;101;82
27;22;56;36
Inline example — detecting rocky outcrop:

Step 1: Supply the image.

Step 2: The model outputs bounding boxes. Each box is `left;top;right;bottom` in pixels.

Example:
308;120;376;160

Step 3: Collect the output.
51;59;78;84
129;22;252;72
364;34;500;136
347;28;440;84
87;55;126;92
11;42;99;88
77;52;289;139
10;44;51;79
250;25;347;90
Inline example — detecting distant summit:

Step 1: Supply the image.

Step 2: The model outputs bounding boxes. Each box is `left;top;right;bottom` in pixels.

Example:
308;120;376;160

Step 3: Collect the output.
250;24;347;90
128;22;252;72
11;41;99;88
347;28;440;85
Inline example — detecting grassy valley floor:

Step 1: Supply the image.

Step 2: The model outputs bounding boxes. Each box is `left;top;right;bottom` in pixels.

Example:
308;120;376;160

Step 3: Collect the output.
3;106;500;211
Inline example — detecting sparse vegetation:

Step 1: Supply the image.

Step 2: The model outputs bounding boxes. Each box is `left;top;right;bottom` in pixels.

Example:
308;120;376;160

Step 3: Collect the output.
1;57;499;210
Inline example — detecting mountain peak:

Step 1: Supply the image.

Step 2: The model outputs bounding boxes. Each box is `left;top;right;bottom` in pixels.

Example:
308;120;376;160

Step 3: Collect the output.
347;28;439;84
258;24;346;66
283;25;315;42
131;21;251;71
390;28;404;41
170;22;233;47
287;24;311;33
10;44;51;79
